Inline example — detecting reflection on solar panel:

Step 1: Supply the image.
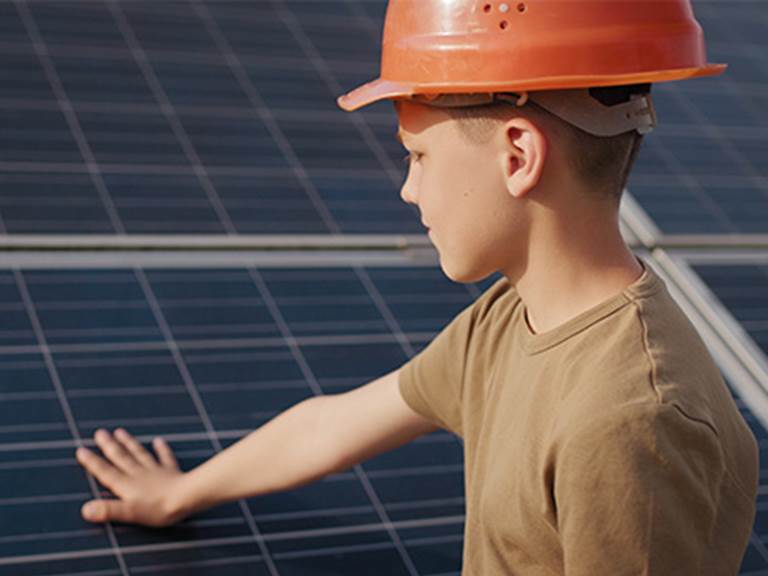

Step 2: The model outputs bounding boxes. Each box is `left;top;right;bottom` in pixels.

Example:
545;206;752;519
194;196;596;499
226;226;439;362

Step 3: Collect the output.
1;0;767;574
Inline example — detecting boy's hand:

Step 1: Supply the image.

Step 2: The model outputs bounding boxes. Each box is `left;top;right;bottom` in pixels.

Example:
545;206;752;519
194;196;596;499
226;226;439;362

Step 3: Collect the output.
75;428;187;527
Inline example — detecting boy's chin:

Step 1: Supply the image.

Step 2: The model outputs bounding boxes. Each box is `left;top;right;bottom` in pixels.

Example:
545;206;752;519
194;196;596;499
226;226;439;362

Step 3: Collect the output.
439;258;495;285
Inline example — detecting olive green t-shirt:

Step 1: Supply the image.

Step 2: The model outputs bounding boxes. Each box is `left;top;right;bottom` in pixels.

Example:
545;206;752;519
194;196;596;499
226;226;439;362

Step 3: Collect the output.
399;256;759;575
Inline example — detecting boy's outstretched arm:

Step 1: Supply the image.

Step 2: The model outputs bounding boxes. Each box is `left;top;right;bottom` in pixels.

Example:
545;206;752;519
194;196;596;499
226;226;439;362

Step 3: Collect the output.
75;366;438;527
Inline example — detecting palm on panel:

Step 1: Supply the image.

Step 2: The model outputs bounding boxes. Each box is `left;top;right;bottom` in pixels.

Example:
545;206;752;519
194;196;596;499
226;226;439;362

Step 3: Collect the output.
75;428;186;527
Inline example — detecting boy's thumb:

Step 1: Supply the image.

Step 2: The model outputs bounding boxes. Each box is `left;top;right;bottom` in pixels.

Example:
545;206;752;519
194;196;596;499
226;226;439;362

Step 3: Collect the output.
82;501;100;520
82;499;133;524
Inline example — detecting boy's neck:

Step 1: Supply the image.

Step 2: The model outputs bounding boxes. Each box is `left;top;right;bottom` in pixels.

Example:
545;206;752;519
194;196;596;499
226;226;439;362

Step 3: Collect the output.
505;212;643;336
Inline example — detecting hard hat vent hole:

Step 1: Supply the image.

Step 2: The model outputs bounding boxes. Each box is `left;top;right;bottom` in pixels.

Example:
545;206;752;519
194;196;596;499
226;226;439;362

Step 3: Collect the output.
483;3;492;13
499;19;509;30
517;3;526;12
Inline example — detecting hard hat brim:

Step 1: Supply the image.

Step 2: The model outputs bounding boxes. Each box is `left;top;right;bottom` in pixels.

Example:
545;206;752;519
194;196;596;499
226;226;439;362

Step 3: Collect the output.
336;64;727;112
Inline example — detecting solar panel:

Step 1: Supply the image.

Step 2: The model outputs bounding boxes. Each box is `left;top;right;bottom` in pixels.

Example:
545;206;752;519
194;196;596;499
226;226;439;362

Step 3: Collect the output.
0;264;479;575
1;0;767;574
626;1;768;237
690;261;768;359
0;262;765;573
0;0;412;235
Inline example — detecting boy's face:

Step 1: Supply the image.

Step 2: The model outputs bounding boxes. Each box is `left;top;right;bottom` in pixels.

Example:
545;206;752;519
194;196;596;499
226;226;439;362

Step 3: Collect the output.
396;101;530;283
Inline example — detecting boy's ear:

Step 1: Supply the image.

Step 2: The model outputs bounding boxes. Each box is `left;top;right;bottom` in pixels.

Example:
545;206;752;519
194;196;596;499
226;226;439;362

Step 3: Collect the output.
500;116;548;199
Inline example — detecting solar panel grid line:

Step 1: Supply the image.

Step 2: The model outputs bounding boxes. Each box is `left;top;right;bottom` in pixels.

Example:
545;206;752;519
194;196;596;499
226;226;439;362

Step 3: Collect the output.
126;552;263;575
352;266;418;357
0;161;386;179
648;235;768;249
0;509;462;570
105;0;238;236
270;0;404;187
1;492;86;507
12;0;125;235
747;532;768;572
1;422;457;459
131;267;283;576
0;36;379;77
11;269;131;575
0;330;432;360
244;266;423;575
1;95;373;125
0;233;432;249
0;534;261;568
190;0;343;236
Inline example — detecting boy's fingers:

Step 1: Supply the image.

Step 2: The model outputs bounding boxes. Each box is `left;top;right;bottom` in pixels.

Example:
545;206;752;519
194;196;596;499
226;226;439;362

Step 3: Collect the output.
76;447;124;492
81;499;133;524
113;428;156;468
153;437;178;470
94;429;139;474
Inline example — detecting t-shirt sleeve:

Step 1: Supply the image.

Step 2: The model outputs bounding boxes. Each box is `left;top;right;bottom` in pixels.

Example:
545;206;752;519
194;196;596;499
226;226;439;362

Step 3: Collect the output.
555;402;725;575
398;278;511;437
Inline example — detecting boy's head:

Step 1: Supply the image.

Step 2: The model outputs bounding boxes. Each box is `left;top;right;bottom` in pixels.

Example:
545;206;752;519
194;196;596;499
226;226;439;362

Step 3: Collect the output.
443;84;651;206
393;89;646;283
338;0;724;282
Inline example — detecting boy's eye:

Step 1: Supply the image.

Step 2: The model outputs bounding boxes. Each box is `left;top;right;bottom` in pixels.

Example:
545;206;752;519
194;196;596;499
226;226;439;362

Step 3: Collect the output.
402;152;423;164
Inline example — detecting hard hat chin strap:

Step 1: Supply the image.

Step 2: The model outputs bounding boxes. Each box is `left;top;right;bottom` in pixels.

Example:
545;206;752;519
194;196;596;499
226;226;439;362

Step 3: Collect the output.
410;88;657;137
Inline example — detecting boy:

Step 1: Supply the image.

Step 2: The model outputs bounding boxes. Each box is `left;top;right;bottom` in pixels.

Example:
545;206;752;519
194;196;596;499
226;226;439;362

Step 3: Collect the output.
76;0;759;573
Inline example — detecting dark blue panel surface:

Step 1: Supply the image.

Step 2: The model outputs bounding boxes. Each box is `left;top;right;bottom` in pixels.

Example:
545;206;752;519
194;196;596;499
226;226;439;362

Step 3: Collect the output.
692;262;768;357
0;0;416;235
627;0;768;235
0;265;470;574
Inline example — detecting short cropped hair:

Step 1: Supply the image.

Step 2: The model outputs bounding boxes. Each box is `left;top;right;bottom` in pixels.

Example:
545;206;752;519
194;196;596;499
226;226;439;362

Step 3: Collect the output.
446;85;650;204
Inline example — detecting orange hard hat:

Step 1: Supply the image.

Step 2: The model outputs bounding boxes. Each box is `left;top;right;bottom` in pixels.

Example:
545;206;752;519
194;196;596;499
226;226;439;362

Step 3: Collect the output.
337;0;726;112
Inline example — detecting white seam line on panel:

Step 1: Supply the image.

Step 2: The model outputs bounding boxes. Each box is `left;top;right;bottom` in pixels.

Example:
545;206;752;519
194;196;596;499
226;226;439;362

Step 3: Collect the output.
132;268;281;576
0;418;455;453
105;0;238;235
13;0;125;234
13;269;131;576
0;330;438;358
0;38;379;74
270;0;404;188
321;256;475;457
189;0;342;235
246;267;422;576
353;267;417;357
0;515;464;567
0;160;385;180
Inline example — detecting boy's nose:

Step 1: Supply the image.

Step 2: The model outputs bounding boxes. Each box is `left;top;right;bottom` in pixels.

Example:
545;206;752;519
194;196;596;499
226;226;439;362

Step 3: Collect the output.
400;182;417;207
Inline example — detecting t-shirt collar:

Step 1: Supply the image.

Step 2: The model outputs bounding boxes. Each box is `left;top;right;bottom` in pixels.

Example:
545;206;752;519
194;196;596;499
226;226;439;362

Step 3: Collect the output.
518;255;663;355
